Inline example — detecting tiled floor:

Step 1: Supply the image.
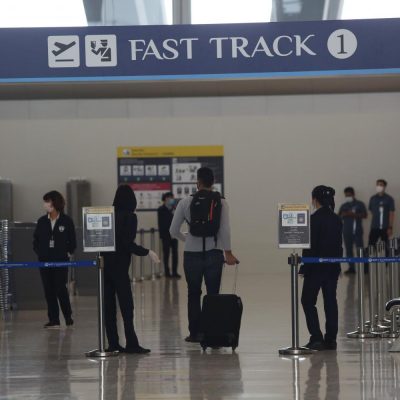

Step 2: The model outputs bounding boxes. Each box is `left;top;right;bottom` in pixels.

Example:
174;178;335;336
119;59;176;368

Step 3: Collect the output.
0;271;399;399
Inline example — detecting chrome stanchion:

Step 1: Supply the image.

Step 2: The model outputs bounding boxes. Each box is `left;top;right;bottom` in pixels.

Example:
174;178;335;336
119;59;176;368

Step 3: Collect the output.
367;245;384;335
130;254;136;283
394;238;400;298
348;248;378;339
149;228;156;281
86;254;118;358
157;232;163;278
139;229;145;282
0;220;10;312
377;242;390;329
279;253;313;356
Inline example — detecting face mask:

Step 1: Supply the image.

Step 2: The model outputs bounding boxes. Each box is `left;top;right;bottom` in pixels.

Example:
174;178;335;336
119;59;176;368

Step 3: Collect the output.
376;185;385;194
345;196;353;203
166;198;175;209
44;202;54;213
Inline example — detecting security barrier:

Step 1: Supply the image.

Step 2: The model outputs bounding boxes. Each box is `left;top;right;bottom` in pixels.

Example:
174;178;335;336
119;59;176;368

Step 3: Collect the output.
280;241;400;355
0;220;10;311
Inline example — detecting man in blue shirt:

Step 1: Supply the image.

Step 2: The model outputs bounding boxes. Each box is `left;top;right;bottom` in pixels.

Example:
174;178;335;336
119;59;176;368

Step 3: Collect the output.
368;179;395;246
338;187;367;274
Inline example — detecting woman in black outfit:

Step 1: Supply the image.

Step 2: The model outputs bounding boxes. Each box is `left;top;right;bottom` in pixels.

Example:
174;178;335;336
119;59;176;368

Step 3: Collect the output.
104;185;160;354
33;191;76;329
300;186;343;351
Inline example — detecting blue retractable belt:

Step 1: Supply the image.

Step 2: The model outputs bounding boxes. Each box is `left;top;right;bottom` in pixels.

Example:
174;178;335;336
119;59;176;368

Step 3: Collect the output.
0;260;97;269
301;257;400;264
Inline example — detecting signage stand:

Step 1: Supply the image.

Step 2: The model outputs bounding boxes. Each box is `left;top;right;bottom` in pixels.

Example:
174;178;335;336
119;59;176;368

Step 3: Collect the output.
278;204;312;356
279;253;313;356
83;206;118;358
86;253;118;358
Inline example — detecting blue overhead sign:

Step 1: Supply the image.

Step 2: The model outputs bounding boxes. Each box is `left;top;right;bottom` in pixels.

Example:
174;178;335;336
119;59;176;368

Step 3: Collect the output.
0;18;399;83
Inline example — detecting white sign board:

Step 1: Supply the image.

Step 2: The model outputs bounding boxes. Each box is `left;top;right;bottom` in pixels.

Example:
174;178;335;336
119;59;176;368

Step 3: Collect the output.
278;204;311;249
83;206;115;252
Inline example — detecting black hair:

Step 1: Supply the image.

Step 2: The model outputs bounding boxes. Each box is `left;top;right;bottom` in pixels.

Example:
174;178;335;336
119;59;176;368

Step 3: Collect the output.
344;187;355;195
312;185;336;211
113;184;137;212
377;179;387;187
162;192;174;202
43;191;65;212
197;167;214;188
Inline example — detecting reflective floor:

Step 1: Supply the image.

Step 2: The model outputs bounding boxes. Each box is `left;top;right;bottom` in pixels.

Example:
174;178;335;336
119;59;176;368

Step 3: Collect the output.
1;271;400;399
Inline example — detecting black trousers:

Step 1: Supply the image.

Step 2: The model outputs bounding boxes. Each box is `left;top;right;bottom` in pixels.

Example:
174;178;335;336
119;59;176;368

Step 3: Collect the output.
40;267;72;323
104;257;139;349
343;232;364;270
162;237;178;275
301;273;339;343
368;228;388;246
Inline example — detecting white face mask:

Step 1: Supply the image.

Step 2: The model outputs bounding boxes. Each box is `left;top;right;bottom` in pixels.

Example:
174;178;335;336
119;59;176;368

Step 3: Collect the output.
376;185;385;194
345;196;353;203
44;202;54;213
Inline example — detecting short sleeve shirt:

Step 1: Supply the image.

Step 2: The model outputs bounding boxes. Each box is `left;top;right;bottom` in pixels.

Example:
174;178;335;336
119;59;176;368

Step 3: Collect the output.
369;193;395;230
338;200;367;235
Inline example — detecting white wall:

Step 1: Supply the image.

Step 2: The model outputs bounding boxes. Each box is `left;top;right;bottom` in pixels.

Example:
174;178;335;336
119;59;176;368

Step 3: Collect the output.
1;92;400;271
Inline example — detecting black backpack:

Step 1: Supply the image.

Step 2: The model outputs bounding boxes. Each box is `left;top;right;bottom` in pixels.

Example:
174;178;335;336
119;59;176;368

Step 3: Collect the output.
189;190;222;252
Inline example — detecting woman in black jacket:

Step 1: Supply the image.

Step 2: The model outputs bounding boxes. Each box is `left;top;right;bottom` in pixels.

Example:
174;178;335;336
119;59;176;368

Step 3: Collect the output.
104;185;160;354
33;191;76;329
300;186;343;351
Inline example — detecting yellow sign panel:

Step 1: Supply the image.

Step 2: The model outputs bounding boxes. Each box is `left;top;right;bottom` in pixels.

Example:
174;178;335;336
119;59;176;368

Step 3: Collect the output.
279;204;310;212
118;145;224;158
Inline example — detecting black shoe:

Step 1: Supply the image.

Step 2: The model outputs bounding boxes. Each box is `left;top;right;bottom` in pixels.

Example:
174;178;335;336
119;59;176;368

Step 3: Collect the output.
304;341;325;351
66;318;74;327
123;346;151;354
344;269;356;275
172;273;181;279
185;335;201;343
324;340;337;350
44;321;61;329
106;344;125;352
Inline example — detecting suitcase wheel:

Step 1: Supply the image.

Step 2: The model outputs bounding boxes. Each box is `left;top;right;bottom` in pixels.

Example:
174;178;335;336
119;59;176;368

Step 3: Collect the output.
232;346;237;352
201;345;207;352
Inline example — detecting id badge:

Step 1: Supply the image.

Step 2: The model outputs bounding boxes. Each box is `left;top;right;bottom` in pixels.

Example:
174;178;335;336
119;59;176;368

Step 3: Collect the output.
49;240;55;248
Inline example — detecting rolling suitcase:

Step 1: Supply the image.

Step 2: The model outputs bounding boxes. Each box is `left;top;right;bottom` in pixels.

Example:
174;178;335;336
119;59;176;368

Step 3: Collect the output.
199;264;242;351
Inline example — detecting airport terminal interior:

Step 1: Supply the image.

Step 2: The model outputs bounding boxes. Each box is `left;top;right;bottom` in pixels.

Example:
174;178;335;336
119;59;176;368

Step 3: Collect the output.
2;1;400;399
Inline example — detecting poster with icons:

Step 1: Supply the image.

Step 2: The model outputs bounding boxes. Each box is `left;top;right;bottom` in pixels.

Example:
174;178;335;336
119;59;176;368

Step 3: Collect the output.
117;146;224;211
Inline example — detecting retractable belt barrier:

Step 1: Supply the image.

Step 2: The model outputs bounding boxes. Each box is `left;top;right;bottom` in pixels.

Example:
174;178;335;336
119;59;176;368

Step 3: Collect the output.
0;261;97;269
300;257;400;264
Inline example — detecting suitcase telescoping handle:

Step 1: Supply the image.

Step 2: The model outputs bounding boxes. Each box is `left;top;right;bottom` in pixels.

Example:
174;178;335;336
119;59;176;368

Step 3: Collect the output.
220;261;239;294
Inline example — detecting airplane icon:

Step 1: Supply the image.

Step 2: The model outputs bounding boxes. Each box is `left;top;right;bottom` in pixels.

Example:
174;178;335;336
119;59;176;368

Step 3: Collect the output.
52;41;76;56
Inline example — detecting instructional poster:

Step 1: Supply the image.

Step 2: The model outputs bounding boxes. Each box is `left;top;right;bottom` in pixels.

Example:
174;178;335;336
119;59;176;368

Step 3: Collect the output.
117;146;224;211
82;206;116;252
278;204;310;249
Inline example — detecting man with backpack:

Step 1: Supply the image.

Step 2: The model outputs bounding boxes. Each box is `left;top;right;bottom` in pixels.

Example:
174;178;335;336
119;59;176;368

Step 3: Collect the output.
170;167;239;343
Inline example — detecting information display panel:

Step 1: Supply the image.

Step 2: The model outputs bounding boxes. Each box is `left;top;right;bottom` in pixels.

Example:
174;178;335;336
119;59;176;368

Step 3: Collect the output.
83;206;115;252
117;146;224;211
278;203;310;249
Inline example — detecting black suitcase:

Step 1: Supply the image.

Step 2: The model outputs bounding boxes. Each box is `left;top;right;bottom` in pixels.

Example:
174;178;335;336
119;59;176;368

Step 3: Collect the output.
199;266;242;351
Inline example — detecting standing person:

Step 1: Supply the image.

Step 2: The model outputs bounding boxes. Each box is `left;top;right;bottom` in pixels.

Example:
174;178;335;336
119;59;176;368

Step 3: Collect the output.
368;179;395;246
104;185;160;354
170;167;239;343
300;186;343;351
33;191;76;329
338;187;367;274
157;192;180;279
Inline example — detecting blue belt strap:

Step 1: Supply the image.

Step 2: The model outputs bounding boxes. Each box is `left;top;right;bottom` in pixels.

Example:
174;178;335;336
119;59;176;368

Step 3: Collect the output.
0;260;97;269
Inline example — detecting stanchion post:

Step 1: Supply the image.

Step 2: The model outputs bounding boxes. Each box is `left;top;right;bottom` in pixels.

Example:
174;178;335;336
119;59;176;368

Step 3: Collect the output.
366;245;383;335
157;232;163;278
130;254;136;283
348;248;378;339
376;242;390;329
86;254;118;358
279;252;313;356
150;228;156;281
139;229;145;281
